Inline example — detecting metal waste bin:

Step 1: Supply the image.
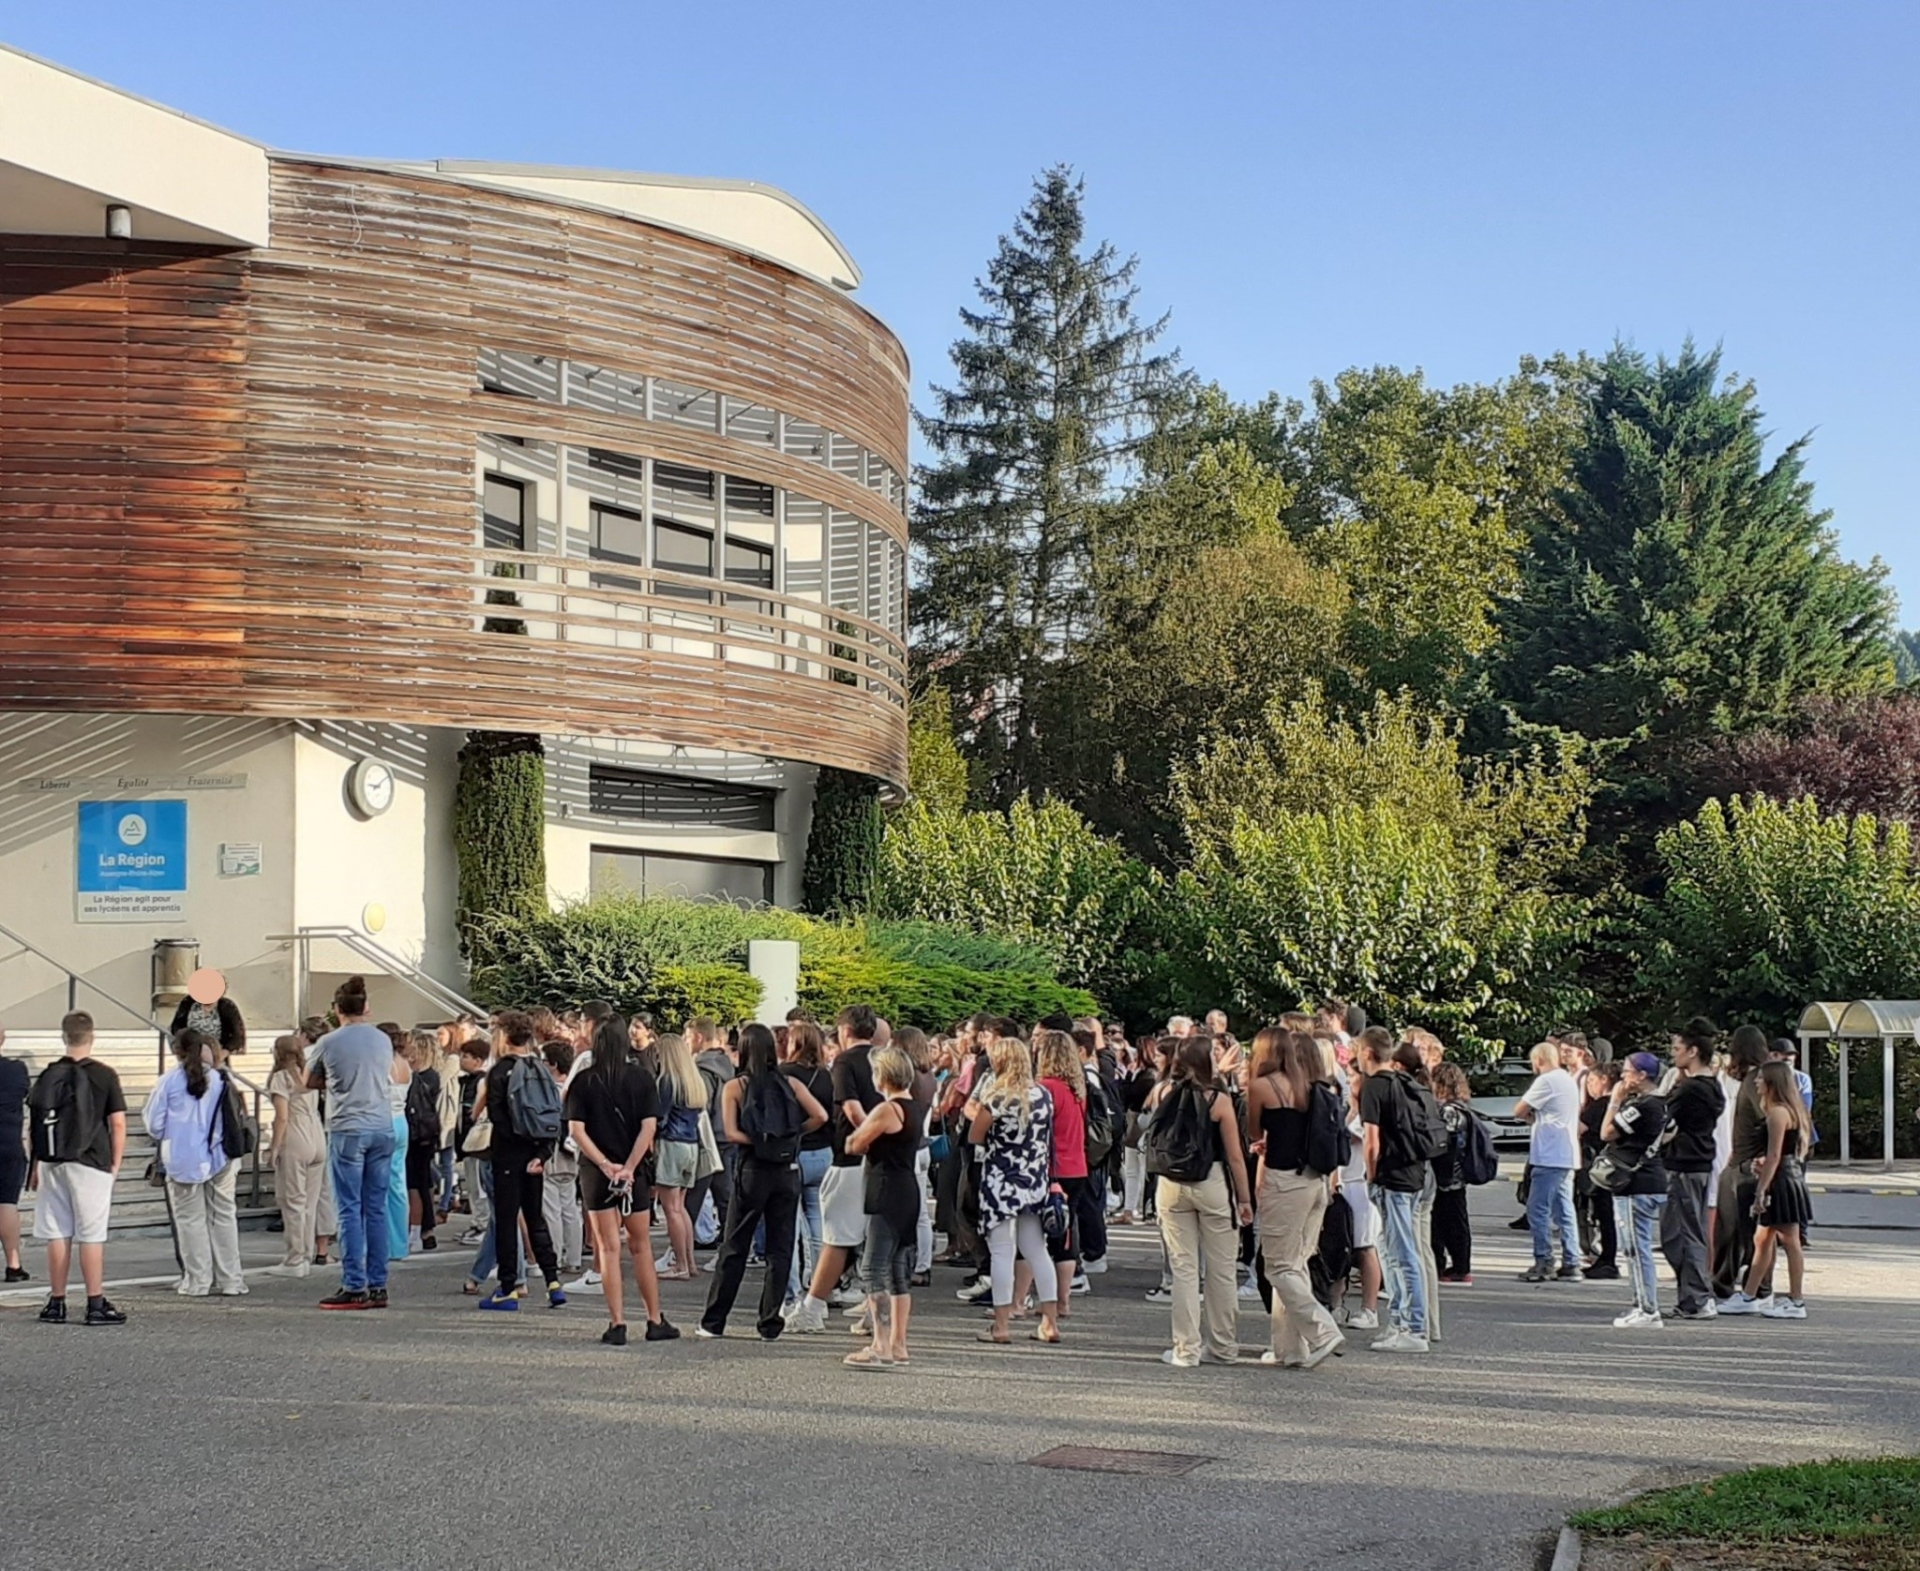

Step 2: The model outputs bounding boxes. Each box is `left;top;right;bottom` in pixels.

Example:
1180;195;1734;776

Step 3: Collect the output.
151;937;200;1012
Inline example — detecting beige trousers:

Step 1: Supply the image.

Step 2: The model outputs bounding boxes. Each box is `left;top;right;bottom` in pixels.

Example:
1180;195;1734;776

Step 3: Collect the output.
1157;1163;1240;1362
275;1138;326;1266
1257;1166;1341;1361
169;1162;244;1294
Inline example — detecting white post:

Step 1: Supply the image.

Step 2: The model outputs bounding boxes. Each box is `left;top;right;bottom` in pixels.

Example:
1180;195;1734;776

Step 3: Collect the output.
1885;1035;1898;1172
1839;1039;1852;1167
746;939;800;1027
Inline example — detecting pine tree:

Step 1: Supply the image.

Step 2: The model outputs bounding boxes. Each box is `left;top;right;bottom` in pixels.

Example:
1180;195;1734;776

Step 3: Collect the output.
913;166;1184;803
1497;342;1894;854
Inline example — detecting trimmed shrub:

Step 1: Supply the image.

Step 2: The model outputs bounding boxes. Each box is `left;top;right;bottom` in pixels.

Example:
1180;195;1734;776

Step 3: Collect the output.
864;919;1054;976
798;950;1097;1032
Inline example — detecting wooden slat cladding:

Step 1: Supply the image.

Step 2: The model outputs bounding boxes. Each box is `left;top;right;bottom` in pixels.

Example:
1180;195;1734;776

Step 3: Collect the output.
0;163;910;789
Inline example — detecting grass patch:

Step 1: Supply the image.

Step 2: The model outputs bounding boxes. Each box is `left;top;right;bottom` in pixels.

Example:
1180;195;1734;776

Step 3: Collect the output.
1573;1458;1920;1544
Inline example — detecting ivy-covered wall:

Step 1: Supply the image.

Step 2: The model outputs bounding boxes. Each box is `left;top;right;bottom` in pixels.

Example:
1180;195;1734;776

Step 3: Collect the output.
801;766;882;917
453;730;548;957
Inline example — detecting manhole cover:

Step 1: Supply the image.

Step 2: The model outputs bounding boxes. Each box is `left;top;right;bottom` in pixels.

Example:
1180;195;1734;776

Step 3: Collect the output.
1026;1446;1213;1477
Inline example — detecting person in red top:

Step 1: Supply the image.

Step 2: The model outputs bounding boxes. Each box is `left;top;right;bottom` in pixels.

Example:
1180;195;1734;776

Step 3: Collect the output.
1034;1029;1088;1316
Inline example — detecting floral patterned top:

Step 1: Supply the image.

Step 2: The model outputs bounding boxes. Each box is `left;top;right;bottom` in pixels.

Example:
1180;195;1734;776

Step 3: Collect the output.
979;1082;1054;1229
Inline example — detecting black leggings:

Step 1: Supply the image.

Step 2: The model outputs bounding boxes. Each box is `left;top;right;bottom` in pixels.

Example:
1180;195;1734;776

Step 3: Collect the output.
1432;1187;1472;1276
491;1158;559;1295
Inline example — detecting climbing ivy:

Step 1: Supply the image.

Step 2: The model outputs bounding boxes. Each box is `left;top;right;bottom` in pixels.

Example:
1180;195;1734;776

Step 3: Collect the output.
801;766;883;917
453;731;548;958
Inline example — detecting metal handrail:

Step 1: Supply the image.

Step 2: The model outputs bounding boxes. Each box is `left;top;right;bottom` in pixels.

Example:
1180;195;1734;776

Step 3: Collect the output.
0;918;169;1065
265;927;486;1021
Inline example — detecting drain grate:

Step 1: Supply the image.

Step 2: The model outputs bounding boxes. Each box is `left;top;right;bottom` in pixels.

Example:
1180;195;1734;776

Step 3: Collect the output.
1026;1446;1213;1477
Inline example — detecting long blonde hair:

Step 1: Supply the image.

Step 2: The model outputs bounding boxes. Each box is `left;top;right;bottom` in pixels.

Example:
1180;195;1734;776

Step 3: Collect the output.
982;1037;1037;1127
1033;1029;1085;1103
655;1032;708;1111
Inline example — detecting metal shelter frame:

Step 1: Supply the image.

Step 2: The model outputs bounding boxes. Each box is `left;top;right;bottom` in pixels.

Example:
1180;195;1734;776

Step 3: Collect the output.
1795;999;1913;1169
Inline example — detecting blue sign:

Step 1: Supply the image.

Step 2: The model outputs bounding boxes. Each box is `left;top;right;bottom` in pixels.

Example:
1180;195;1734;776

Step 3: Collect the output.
76;800;187;922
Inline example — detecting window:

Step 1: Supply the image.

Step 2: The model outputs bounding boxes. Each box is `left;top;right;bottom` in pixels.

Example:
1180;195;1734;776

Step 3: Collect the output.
653;380;719;433
724;397;779;447
478;348;559;402
589;502;647;592
654;519;714;580
588;764;777;830
783;415;828;464
590;847;774;904
482;474;527;553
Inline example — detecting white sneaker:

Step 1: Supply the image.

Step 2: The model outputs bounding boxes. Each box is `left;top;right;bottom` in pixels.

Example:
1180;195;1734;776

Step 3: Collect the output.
267;1262;310;1279
828;1284;866;1308
784;1299;828;1333
1612;1307;1664;1329
458;1227;485;1246
1346;1308;1379;1331
1159;1348;1199;1368
1383;1333;1429;1354
1715;1291;1770;1316
1236;1278;1261;1300
654;1251;679;1274
1145;1286;1174;1304
1300;1330;1344;1369
1070;1273;1091;1296
1083;1256;1109;1275
693;1326;720;1339
1759;1297;1808;1320
564;1270;602;1292
1370;1329;1406;1351
841;1298;871;1318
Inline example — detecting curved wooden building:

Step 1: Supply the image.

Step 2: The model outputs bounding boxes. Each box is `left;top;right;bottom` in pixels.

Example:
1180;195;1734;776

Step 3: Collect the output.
0;46;908;1025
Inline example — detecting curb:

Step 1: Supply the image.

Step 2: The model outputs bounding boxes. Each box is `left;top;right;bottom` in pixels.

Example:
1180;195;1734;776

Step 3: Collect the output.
1550;1525;1582;1571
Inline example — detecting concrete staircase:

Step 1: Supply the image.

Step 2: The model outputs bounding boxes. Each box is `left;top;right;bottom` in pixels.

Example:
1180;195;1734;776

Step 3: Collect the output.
9;1030;282;1235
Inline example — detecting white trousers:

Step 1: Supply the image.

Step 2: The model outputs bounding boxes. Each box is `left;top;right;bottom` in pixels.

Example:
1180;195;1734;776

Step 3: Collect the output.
169;1163;243;1294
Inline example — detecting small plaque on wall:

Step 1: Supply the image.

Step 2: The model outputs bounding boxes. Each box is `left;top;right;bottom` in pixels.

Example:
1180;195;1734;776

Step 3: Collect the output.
219;842;262;878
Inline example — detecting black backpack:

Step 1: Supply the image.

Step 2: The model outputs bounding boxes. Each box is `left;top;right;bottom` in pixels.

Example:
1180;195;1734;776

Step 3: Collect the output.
405;1071;442;1150
1455;1107;1499;1186
214;1070;257;1160
740;1071;805;1164
1384;1075;1449;1170
1145;1084;1217;1183
1082;1074;1120;1169
1301;1080;1352;1176
28;1059;99;1164
1310;1186;1355;1309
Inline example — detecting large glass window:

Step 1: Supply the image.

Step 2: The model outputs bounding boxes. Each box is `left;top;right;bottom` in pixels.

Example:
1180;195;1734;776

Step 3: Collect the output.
483;474;527;552
589;502;648;592
590;847;773;904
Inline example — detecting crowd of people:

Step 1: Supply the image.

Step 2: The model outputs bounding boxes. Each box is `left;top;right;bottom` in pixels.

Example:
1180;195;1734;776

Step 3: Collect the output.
0;990;1821;1353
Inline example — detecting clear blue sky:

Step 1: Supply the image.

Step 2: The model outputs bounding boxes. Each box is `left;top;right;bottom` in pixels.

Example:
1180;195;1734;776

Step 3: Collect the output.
7;1;1915;615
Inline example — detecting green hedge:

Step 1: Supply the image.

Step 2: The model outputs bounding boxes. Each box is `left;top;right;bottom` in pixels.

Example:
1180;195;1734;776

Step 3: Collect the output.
799;951;1096;1031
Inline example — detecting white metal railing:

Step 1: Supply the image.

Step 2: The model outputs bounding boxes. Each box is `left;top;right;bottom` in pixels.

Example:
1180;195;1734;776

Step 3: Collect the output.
266;928;486;1023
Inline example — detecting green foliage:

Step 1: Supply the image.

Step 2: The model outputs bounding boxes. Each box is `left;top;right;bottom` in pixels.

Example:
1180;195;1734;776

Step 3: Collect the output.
1498;343;1895;856
1176;686;1590;888
864;919;1054;976
802;767;883;917
906;683;971;813
914;165;1186;801
452;732;547;959
1571;1457;1920;1544
644;964;765;1033
1636;795;1920;1032
875;795;1158;997
798;950;1097;1032
1180;803;1590;1060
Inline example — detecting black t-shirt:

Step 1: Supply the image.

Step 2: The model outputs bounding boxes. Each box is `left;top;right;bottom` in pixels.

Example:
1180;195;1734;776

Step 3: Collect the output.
1606;1092;1669;1195
781;1063;835;1151
36;1058;127;1172
1360;1071;1426;1193
1665;1074;1726;1173
457;1068;485;1145
0;1054;29;1144
829;1043;881;1168
486;1055;549;1163
565;1062;661;1168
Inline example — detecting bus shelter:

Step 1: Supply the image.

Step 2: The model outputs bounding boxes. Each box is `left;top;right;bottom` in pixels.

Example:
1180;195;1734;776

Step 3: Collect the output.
1796;999;1912;1169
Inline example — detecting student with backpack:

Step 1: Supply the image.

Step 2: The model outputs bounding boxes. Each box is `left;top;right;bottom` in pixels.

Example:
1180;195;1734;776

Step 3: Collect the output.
144;1028;247;1298
0;1017;31;1285
1144;1034;1253;1367
1358;1032;1438;1354
28;1011;129;1324
402;1031;442;1253
470;1009;567;1312
840;1044;924;1367
1245;1028;1346;1370
699;1023;826;1340
1429;1063;1484;1284
537;1040;584;1276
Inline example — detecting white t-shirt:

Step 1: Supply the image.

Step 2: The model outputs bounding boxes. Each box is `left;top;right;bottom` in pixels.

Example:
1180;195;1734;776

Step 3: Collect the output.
1519;1067;1582;1169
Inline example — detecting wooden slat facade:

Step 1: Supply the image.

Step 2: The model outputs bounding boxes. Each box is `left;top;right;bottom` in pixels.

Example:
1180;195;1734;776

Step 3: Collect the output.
0;161;912;788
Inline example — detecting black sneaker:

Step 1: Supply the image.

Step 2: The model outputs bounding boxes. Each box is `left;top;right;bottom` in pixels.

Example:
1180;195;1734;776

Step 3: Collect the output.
84;1298;127;1326
38;1296;66;1324
1583;1263;1621;1280
1555;1263;1582;1281
421;1235;437;1252
602;1323;628;1347
319;1289;372;1311
1507;1216;1531;1231
5;1266;28;1283
1519;1264;1550;1283
368;1288;389;1309
644;1316;681;1342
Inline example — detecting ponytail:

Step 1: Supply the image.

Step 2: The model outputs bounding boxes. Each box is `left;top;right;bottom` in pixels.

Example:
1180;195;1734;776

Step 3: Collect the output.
173;1029;210;1099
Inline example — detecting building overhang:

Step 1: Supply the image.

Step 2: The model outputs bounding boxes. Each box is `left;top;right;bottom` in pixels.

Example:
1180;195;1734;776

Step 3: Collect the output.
0;44;270;247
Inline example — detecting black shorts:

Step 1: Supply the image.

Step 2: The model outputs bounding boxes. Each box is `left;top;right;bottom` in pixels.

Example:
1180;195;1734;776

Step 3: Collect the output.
581;1163;653;1217
0;1150;23;1207
405;1143;438;1199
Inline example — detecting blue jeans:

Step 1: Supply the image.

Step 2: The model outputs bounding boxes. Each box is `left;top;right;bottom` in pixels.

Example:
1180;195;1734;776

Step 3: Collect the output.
386;1116;410;1260
437;1146;456;1214
1615;1193;1666;1314
469;1162;498;1286
789;1146;831;1300
328;1124;397;1292
1373;1184;1428;1337
1527;1165;1578;1270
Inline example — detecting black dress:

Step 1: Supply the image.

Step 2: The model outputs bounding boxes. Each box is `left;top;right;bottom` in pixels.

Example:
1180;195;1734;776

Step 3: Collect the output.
1758;1127;1815;1228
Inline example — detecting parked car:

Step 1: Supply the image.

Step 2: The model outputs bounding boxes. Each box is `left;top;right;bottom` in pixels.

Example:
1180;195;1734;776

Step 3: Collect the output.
1469;1058;1534;1149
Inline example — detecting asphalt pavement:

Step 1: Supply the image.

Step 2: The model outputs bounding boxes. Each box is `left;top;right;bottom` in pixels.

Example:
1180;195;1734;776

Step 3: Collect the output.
4;1197;1918;1571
